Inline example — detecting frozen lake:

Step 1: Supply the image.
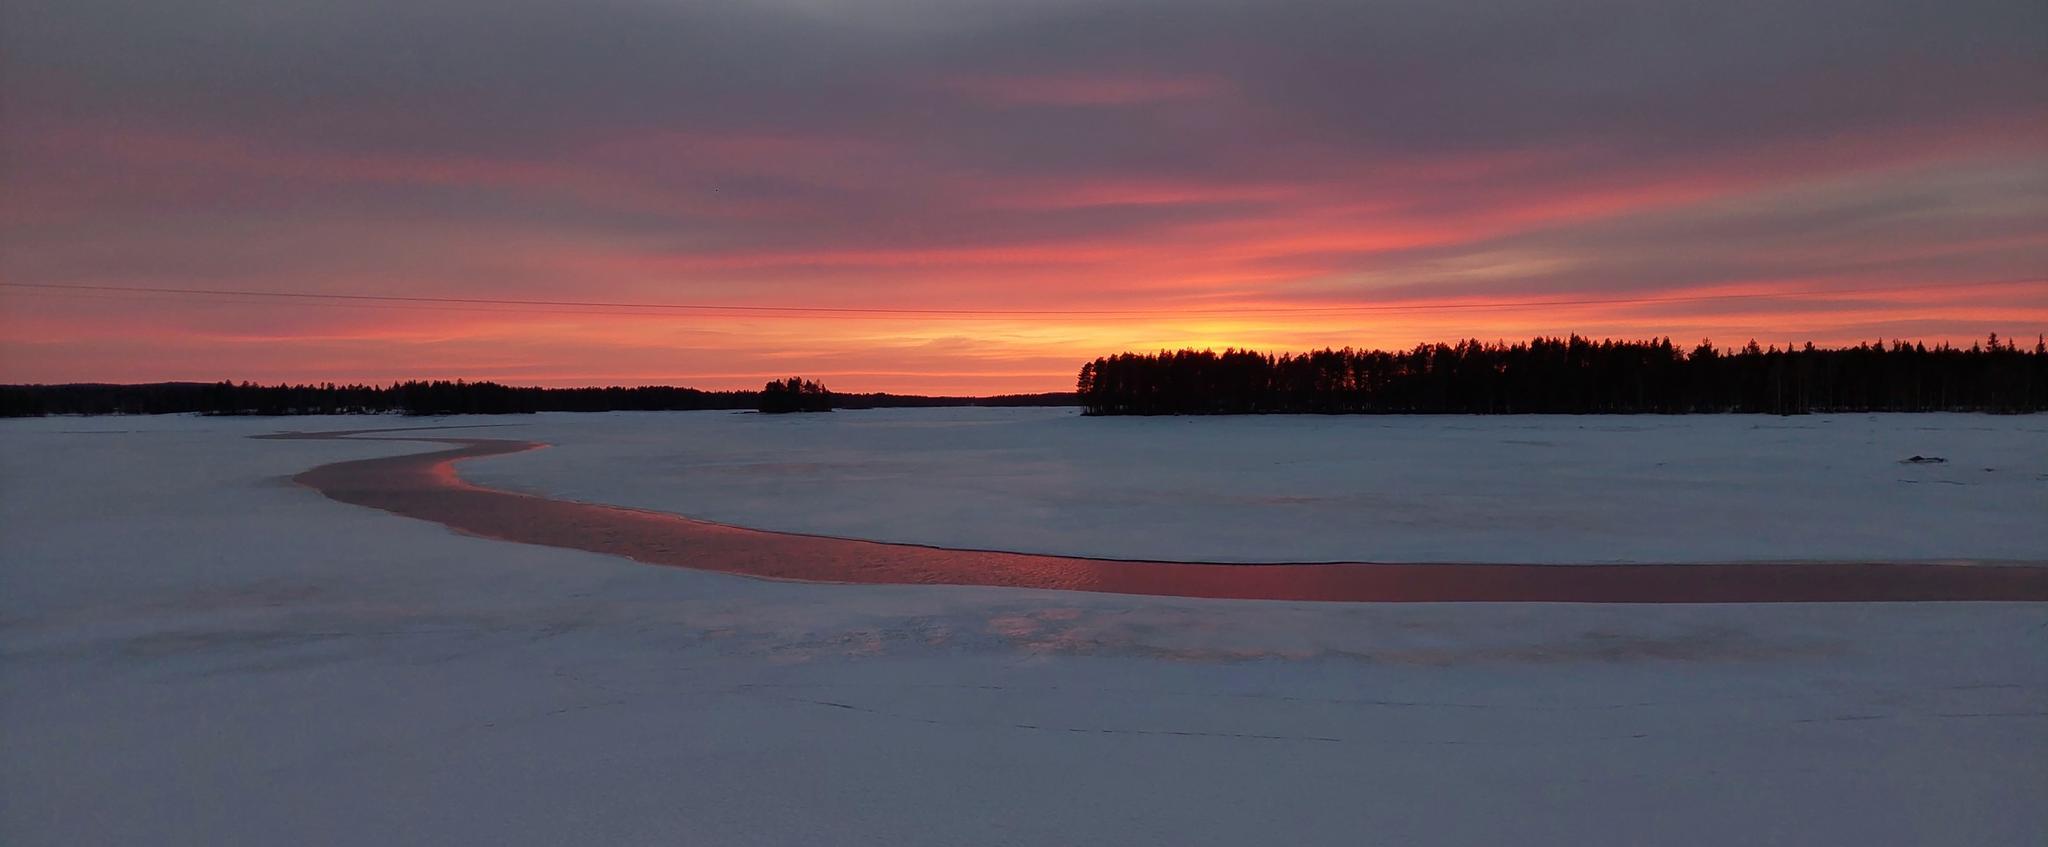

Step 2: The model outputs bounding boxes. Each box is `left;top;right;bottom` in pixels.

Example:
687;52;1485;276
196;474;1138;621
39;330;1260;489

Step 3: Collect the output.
456;408;2048;563
2;412;2044;846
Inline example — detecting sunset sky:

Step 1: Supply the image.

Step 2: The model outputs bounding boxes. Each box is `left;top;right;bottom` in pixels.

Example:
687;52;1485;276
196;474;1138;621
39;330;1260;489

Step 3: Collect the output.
3;0;2044;394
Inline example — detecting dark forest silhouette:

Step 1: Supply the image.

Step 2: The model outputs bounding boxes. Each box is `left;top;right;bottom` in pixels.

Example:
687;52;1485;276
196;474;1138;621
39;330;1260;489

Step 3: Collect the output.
756;378;833;413
0;380;1075;417
1079;335;2047;415
12;334;2045;416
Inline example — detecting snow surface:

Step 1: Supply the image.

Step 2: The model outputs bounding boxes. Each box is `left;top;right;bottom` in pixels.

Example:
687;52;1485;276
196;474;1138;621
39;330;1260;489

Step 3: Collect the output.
3;413;2045;846
458;408;2048;563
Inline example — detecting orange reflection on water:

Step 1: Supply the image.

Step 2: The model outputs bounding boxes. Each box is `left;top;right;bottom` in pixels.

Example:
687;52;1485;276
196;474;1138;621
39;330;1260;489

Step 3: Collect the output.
269;428;2048;604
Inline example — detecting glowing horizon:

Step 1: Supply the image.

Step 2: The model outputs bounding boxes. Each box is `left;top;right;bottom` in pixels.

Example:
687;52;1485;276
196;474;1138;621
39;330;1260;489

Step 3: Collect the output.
3;1;2044;395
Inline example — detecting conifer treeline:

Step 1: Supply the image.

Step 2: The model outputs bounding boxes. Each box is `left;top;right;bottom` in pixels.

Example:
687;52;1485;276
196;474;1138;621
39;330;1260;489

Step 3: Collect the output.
1078;336;2047;415
0;380;1076;417
756;378;833;413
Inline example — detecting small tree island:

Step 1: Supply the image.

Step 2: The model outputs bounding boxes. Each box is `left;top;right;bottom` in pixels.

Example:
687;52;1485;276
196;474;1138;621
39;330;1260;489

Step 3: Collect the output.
757;377;833;413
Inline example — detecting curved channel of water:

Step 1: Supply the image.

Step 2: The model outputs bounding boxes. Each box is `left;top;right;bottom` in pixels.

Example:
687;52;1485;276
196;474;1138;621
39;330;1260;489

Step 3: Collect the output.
267;427;2048;603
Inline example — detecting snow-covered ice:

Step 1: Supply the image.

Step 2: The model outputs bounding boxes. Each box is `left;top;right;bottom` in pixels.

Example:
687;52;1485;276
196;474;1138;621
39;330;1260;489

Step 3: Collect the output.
2;412;2044;846
459;408;2048;563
